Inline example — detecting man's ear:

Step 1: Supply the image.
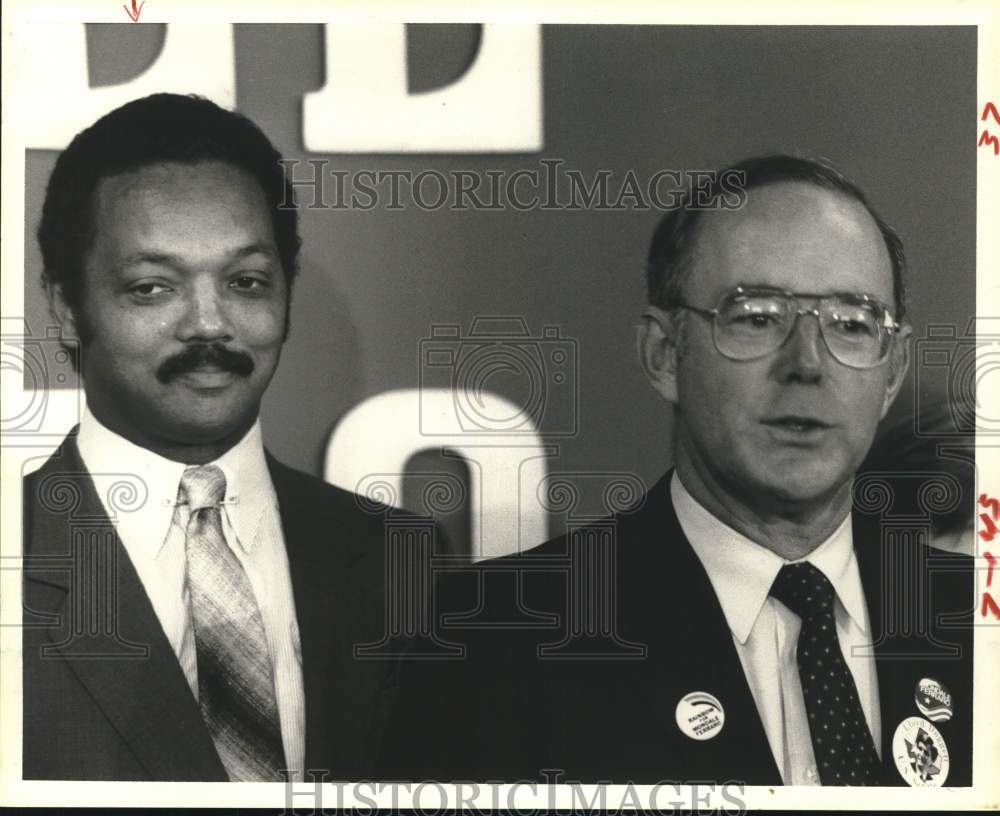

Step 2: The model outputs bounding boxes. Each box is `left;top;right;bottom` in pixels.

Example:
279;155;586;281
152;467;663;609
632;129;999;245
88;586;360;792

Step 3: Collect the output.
44;280;81;344
880;323;912;419
637;305;681;404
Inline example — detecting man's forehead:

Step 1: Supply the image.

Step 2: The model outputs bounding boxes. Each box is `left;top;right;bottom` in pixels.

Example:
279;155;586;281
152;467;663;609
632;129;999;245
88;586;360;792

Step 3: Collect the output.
84;159;278;269
94;159;261;203
699;180;881;245
685;180;893;300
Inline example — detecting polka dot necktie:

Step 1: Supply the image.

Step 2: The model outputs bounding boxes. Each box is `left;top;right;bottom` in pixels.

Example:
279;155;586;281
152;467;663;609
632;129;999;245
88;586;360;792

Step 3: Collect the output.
769;562;882;786
180;465;285;781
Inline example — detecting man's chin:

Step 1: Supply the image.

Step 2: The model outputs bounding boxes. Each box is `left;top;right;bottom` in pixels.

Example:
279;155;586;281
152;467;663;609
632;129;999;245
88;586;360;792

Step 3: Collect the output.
751;468;851;510
152;402;260;447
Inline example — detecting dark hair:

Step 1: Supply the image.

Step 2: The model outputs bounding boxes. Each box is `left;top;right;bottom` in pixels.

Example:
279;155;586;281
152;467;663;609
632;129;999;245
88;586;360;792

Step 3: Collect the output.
915;731;938;761
646;154;908;323
37;93;301;314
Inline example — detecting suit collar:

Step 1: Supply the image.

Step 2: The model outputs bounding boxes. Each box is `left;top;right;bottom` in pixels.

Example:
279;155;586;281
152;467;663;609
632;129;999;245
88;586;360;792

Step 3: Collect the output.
76;408;276;559
671;473;867;642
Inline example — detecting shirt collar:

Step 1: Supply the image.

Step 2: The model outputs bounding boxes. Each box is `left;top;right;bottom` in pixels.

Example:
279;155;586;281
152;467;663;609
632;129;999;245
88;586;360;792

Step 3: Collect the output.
75;403;275;558
210;418;276;555
670;473;867;643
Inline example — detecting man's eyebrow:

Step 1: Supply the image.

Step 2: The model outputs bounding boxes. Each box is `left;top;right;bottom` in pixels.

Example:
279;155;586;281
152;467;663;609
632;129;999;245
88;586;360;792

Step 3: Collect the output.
230;242;280;262
116;243;280;271
117;251;182;270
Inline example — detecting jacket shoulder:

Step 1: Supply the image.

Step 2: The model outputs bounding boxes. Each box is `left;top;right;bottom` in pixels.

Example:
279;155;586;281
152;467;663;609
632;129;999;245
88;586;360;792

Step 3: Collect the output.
264;454;397;519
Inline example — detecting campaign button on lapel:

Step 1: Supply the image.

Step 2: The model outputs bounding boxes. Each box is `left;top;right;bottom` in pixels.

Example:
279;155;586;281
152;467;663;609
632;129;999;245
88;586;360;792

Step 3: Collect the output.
914;677;953;722
892;716;950;787
675;691;725;740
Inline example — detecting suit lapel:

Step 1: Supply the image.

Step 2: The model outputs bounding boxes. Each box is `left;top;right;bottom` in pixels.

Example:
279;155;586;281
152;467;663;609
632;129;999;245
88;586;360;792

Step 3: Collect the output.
852;510;974;786
854;510;905;782
268;456;398;778
625;475;781;783
25;437;226;780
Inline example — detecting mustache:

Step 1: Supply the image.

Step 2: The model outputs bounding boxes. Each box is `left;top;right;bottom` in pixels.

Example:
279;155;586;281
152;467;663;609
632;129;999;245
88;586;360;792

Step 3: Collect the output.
156;343;255;384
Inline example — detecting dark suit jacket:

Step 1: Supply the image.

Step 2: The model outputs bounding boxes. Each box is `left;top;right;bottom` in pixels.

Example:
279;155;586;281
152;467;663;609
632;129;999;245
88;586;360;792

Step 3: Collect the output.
380;471;974;786
23;432;406;781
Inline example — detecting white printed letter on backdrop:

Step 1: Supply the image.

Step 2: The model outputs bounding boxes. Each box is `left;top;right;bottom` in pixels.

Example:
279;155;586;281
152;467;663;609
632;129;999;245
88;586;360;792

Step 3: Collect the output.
20;23;236;150
304;24;543;153
325;389;552;559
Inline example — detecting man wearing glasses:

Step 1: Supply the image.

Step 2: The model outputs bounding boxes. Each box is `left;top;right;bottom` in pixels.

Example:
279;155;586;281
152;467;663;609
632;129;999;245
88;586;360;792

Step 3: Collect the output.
384;155;973;788
627;155;971;785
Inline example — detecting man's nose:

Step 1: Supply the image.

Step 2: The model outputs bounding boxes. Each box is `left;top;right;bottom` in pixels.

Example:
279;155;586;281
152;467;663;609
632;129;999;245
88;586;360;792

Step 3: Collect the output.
774;310;825;381
177;279;235;341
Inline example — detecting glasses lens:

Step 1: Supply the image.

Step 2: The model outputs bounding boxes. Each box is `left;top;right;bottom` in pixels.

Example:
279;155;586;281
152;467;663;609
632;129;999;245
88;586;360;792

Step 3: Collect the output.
818;298;887;367
714;292;791;359
711;290;893;367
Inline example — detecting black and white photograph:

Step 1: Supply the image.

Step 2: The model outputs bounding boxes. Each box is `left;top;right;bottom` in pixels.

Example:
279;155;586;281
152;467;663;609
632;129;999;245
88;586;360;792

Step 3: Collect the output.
1;1;997;811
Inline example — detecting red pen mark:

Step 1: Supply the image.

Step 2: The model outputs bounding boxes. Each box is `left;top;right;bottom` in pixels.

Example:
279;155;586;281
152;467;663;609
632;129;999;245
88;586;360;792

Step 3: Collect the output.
980;536;999;620
979;101;1000;156
982;593;1000;620
978;493;1000;541
123;0;144;22
981;493;1000;519
979;513;997;542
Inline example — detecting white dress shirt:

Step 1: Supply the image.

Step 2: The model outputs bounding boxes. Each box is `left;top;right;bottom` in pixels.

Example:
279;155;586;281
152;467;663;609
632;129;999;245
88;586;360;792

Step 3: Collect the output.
76;404;305;778
671;474;881;785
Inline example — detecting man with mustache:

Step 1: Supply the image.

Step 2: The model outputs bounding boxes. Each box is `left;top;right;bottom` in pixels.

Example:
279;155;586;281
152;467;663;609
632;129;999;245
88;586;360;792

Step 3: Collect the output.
22;93;404;781
384;155;974;788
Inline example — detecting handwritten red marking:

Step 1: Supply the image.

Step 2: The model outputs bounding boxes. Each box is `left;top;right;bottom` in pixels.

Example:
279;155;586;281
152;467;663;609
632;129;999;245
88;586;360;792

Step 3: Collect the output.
979;495;1000;540
981;493;1000;519
982;101;1000;124
123;0;144;22
980;130;1000;156
979;511;999;617
981;593;1000;620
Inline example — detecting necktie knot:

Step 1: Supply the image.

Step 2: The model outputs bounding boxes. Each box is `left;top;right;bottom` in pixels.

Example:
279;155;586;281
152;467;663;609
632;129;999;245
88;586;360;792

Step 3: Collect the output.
180;465;227;512
769;561;836;620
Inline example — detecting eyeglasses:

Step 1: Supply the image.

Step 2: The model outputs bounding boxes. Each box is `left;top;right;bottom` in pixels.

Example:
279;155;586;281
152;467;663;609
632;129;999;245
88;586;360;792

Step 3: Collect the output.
676;285;903;369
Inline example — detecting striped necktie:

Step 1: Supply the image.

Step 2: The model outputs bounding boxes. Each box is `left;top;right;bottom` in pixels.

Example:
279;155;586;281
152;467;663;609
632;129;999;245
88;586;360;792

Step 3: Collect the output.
769;562;882;785
180;464;285;781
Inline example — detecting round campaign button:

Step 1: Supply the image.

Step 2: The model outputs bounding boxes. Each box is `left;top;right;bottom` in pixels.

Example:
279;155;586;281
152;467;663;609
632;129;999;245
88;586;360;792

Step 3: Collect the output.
675;691;725;741
892;716;949;787
914;677;953;722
